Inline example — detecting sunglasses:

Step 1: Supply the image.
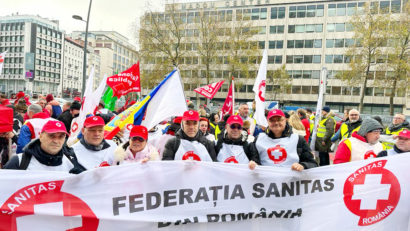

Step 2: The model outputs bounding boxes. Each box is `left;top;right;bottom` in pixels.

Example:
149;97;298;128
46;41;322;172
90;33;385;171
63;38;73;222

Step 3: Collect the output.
230;124;242;130
131;136;145;142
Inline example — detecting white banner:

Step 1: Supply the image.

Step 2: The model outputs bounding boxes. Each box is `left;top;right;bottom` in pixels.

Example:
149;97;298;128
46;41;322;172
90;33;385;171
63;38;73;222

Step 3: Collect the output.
1;154;410;230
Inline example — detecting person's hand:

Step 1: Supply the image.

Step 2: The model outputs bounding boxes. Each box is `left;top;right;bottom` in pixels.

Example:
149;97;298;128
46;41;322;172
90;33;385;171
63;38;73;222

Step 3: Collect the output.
6;132;15;139
49;100;60;106
248;161;257;170
291;163;304;171
141;157;150;164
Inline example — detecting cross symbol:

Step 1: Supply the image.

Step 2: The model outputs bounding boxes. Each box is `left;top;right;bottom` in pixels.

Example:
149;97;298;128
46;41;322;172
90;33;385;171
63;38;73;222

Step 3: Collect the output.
188;156;194;160
271;150;283;159
16;202;82;230
352;174;391;210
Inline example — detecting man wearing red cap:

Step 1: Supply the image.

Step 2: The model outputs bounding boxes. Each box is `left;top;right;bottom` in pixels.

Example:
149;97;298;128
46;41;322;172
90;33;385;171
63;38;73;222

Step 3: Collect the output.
215;115;260;168
114;125;160;164
17;104;55;153
4;120;85;173
72;116;117;169
378;129;410;157
255;109;317;171
162;110;216;161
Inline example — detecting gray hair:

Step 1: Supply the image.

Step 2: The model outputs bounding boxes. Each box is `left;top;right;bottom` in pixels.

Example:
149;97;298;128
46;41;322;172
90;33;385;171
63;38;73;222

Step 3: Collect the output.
27;104;42;114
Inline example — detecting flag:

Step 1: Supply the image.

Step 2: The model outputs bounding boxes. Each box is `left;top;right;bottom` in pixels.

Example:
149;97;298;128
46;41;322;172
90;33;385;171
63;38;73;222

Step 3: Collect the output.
67;68;107;146
106;62;140;97
102;87;118;111
252;49;268;127
194;80;225;99
104;69;187;139
310;67;328;152
0;51;7;75
221;78;234;115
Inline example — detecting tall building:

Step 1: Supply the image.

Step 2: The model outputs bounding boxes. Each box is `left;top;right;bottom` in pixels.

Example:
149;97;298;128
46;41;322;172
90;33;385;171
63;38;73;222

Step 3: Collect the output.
0;14;63;96
70;31;139;83
61;37;83;98
140;0;408;115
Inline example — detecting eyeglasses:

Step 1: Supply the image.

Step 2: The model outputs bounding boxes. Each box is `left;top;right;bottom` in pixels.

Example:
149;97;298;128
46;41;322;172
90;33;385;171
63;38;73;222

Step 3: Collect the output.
230;124;242;130
393;117;403;120
131;136;145;142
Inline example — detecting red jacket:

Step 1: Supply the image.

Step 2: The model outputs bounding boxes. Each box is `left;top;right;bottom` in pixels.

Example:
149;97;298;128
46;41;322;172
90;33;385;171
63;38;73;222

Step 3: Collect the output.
334;131;367;164
301;118;310;143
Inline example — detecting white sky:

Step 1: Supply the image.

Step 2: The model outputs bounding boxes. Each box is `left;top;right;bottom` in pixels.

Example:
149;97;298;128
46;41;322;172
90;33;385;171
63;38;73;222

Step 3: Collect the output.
0;0;171;46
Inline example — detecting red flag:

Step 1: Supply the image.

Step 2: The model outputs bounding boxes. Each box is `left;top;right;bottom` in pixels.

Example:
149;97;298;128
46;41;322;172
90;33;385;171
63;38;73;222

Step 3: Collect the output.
221;79;234;115
194;80;224;99
106;62;141;97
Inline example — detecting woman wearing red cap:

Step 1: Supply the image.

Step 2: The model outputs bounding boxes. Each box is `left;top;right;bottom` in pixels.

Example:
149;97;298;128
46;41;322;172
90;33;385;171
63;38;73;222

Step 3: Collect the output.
114;125;159;164
215;115;260;168
162;110;216;161
255;109;318;171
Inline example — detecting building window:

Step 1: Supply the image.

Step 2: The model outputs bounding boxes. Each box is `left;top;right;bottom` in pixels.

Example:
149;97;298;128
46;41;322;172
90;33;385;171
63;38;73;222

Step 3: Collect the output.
328;4;336;16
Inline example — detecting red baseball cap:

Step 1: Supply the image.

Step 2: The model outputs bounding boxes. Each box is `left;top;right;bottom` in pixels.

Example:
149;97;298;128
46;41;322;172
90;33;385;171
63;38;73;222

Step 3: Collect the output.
84;116;105;128
182;110;199;121
267;109;285;120
73;97;81;102
41;120;68;135
129;125;148;140
396;130;410;139
226;115;243;126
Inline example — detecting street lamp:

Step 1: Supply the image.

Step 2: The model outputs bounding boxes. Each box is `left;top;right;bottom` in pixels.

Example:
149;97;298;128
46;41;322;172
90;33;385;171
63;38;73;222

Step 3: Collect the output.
72;0;92;97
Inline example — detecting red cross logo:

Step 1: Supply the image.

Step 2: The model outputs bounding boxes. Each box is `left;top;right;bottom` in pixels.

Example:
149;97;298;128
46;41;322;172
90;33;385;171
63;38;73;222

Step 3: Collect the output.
343;160;400;226
258;80;266;102
224;156;239;164
267;145;287;164
364;150;377;159
56;122;62;127
0;181;99;231
182;151;201;161
126;124;133;131
71;122;79;133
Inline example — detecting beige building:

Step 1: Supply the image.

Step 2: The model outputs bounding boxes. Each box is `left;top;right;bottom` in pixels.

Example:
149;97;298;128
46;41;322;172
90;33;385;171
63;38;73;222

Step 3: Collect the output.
70;31;138;83
141;0;408;115
61;37;83;97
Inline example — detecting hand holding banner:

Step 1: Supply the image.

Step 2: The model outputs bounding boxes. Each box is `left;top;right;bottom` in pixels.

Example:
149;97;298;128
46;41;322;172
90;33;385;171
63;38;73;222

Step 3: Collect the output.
194;80;225;99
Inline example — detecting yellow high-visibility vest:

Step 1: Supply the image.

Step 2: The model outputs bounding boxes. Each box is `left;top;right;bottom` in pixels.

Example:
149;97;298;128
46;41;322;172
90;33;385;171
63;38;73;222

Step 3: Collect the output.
317;116;336;138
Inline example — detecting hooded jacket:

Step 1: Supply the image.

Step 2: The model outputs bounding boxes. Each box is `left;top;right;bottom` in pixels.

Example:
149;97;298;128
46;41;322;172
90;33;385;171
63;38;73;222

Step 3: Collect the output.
162;129;216;161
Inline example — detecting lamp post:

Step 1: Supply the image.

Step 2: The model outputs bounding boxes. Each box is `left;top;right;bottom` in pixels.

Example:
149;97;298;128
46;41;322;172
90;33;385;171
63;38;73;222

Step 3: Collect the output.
72;0;92;97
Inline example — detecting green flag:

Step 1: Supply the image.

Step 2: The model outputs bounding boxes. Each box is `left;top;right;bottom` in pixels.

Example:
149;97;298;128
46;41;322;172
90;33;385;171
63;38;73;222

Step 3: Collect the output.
102;87;118;111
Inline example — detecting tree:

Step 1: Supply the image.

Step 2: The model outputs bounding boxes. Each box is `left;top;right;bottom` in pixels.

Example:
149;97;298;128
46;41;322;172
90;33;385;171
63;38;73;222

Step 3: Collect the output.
337;3;390;112
378;2;409;115
268;64;292;102
138;3;187;89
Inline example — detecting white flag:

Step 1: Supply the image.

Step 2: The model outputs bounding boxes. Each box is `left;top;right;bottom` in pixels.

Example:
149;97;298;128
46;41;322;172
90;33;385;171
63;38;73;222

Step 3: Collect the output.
253;49;268;127
0;51;7;75
141;69;187;130
67;68;95;146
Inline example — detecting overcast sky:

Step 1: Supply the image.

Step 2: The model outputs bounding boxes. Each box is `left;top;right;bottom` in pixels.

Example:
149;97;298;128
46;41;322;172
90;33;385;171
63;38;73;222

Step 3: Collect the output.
0;0;172;46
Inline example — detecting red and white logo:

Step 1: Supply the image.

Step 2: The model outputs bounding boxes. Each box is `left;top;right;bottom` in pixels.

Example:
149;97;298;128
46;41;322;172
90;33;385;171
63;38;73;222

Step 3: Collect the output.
182;151;201;161
0;180;99;230
56;122;62;127
267;145;287;164
364;150;377;159
343;160;400;226
224;156;239;164
258;80;266;102
71;122;79;133
126;124;134;131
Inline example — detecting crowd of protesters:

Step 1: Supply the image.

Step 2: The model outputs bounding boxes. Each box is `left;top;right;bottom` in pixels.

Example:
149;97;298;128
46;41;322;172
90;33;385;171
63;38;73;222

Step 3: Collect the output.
0;91;409;174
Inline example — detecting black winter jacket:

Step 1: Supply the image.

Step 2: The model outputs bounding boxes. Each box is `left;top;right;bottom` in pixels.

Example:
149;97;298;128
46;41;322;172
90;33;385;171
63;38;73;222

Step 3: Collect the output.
215;132;260;164
261;123;318;169
162;129;217;161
